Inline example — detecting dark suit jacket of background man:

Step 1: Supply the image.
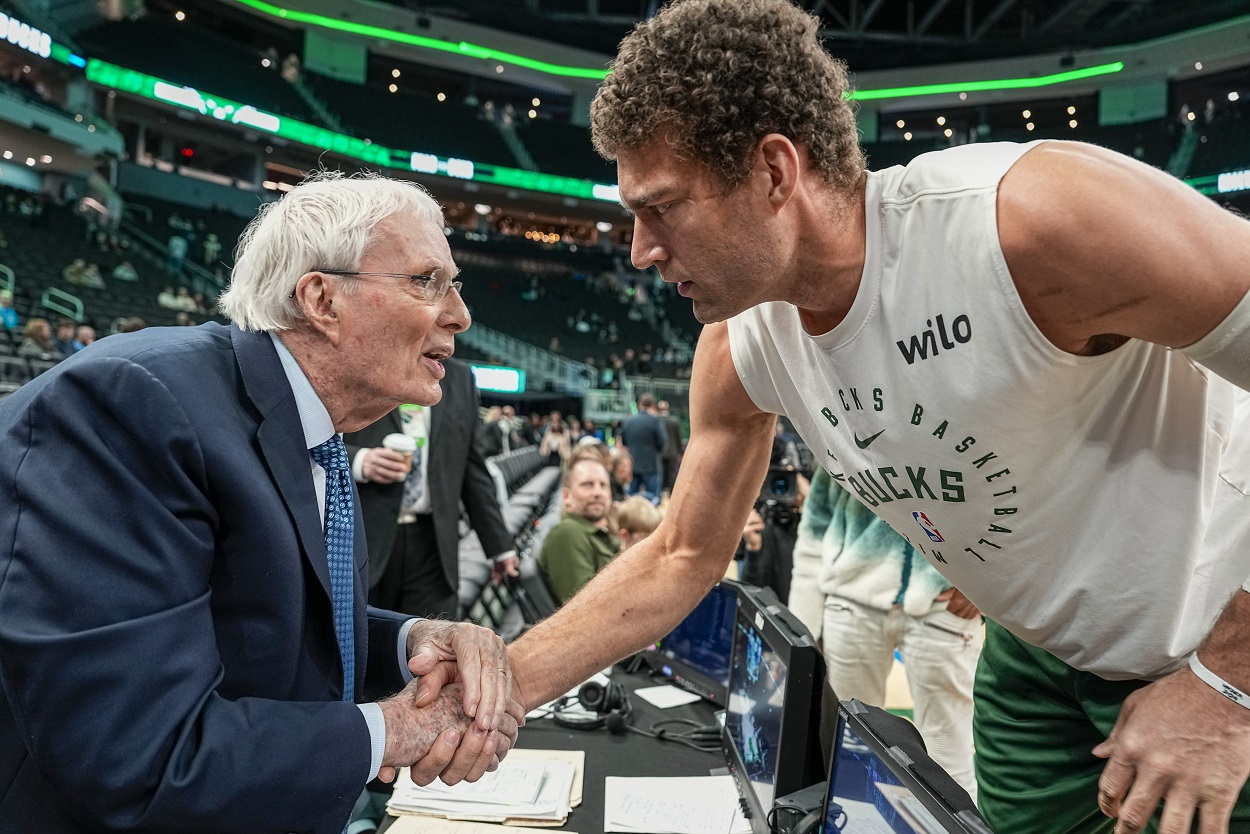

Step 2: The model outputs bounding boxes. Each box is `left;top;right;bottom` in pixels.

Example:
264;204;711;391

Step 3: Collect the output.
0;323;411;833
344;358;511;614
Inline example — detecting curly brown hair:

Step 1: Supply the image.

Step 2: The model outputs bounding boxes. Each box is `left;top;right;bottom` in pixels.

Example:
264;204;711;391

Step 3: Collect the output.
590;0;865;191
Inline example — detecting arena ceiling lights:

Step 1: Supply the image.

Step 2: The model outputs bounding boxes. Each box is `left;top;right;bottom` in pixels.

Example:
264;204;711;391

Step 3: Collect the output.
227;0;1125;101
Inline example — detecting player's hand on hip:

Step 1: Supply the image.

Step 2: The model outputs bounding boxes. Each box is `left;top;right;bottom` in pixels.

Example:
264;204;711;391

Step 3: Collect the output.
935;587;980;619
362;447;409;483
1093;664;1250;834
406;621;512;734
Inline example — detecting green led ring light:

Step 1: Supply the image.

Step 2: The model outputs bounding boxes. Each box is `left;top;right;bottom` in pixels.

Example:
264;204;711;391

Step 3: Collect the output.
234;0;609;80
84;57;622;202
849;62;1124;100
230;0;1123;97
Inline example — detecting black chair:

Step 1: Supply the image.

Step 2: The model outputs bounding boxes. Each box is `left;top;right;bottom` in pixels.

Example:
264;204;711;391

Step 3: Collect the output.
0;354;30;385
27;357;59;378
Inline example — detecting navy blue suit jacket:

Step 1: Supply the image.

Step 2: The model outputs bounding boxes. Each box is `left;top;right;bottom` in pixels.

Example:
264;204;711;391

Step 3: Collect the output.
0;324;411;833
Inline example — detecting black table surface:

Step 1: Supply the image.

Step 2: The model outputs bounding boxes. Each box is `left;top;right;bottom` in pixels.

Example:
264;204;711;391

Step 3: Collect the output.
380;665;730;834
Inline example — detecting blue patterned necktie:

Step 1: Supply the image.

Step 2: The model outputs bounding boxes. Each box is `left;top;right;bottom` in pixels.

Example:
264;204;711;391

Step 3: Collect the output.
309;436;355;701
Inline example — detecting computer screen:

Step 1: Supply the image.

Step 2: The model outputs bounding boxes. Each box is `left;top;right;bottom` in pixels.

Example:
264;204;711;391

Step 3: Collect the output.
722;584;825;834
825;701;992;834
653;580;737;704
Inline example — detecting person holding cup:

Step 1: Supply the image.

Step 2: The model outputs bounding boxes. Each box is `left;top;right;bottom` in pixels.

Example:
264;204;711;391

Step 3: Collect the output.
345;358;518;619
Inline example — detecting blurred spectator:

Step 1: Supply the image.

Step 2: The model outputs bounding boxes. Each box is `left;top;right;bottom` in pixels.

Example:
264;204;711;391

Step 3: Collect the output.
539;419;572;468
175;312;196;327
523;412;545;446
192;293;209;315
117;317;147;333
167;233;188;276
658;400;684;493
202;233;221;267
17;318;62;360
618;394;668;501
74;324;96;351
81;263;105;290
52;318;77;356
158;287;180;310
614;496;661;552
113;260;139;283
0;289;17;330
175;287;198;312
539;456;618;604
609;448;632;504
61;259;88;285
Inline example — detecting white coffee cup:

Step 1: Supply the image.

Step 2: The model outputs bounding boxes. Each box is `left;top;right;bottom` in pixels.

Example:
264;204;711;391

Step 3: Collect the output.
382;433;417;473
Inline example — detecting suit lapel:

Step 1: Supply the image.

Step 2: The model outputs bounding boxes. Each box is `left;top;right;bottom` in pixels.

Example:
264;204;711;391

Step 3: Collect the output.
231;327;332;598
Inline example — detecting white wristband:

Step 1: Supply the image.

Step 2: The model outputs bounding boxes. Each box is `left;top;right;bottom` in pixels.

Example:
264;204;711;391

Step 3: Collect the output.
1188;653;1250;710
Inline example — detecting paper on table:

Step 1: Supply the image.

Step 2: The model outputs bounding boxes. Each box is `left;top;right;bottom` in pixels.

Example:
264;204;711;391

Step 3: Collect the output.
632;684;703;709
418;760;546;805
384;815;576;834
506;748;586;808
604;775;739;834
390;760;575;823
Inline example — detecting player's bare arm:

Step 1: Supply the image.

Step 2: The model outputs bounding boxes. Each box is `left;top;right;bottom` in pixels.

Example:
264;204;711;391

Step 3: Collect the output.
997;140;1250;356
508;322;776;709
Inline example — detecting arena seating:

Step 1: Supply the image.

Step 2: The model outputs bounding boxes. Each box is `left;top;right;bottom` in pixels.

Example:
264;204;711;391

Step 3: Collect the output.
77;20;317;123
0;185;190;333
461;446;562;631
306;72;518;168
516;118;617;183
1192;107;1250;177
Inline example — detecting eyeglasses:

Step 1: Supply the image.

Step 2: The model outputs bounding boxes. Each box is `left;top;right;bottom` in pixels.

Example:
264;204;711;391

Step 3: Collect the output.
315;269;463;304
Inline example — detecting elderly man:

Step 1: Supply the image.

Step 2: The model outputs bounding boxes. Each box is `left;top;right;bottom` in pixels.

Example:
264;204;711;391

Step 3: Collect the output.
0;172;518;833
506;2;1250;834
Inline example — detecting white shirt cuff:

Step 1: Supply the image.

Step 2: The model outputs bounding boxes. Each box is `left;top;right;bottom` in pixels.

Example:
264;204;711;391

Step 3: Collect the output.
357;702;386;780
399;618;419;683
493;549;518;563
352;448;369;484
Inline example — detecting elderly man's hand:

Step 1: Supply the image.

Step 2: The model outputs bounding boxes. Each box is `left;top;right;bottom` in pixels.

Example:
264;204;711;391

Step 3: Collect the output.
406;621;514;733
1093;663;1250;834
376;681;521;786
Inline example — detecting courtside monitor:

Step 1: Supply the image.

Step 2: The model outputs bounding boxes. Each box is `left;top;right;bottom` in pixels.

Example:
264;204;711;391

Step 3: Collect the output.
723;584;826;834
826;700;993;834
649;579;738;705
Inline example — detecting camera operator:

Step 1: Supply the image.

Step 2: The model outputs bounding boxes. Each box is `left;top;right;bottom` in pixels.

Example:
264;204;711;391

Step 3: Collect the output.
736;463;808;602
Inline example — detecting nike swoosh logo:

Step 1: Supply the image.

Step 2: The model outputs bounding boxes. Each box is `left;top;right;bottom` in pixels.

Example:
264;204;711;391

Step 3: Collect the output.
854;429;885;449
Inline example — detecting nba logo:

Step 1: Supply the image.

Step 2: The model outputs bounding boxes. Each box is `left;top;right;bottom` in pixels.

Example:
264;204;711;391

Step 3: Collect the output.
913;511;944;543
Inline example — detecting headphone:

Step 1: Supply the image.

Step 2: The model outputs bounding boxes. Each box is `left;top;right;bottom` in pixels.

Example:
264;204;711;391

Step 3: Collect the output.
552;680;633;733
550;680;722;752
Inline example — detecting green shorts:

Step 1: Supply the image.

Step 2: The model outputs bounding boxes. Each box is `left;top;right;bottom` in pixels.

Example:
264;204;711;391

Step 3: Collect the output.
973;620;1250;834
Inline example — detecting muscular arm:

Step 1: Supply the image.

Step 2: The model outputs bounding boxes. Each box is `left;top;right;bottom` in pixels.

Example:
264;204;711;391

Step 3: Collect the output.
999;142;1250;833
509;323;776;707
998;141;1250;356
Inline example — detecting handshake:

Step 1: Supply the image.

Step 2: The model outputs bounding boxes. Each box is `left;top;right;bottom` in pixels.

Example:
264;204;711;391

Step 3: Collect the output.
375;619;527;787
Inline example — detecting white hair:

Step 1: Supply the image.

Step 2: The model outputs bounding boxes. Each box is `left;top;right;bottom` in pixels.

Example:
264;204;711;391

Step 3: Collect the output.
218;170;445;332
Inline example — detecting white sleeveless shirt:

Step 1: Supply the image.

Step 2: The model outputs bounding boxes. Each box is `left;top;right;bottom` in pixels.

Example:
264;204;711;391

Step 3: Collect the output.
727;141;1250;680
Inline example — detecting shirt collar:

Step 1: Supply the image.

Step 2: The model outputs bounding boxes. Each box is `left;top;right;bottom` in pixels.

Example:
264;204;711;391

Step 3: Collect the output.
269;332;336;451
